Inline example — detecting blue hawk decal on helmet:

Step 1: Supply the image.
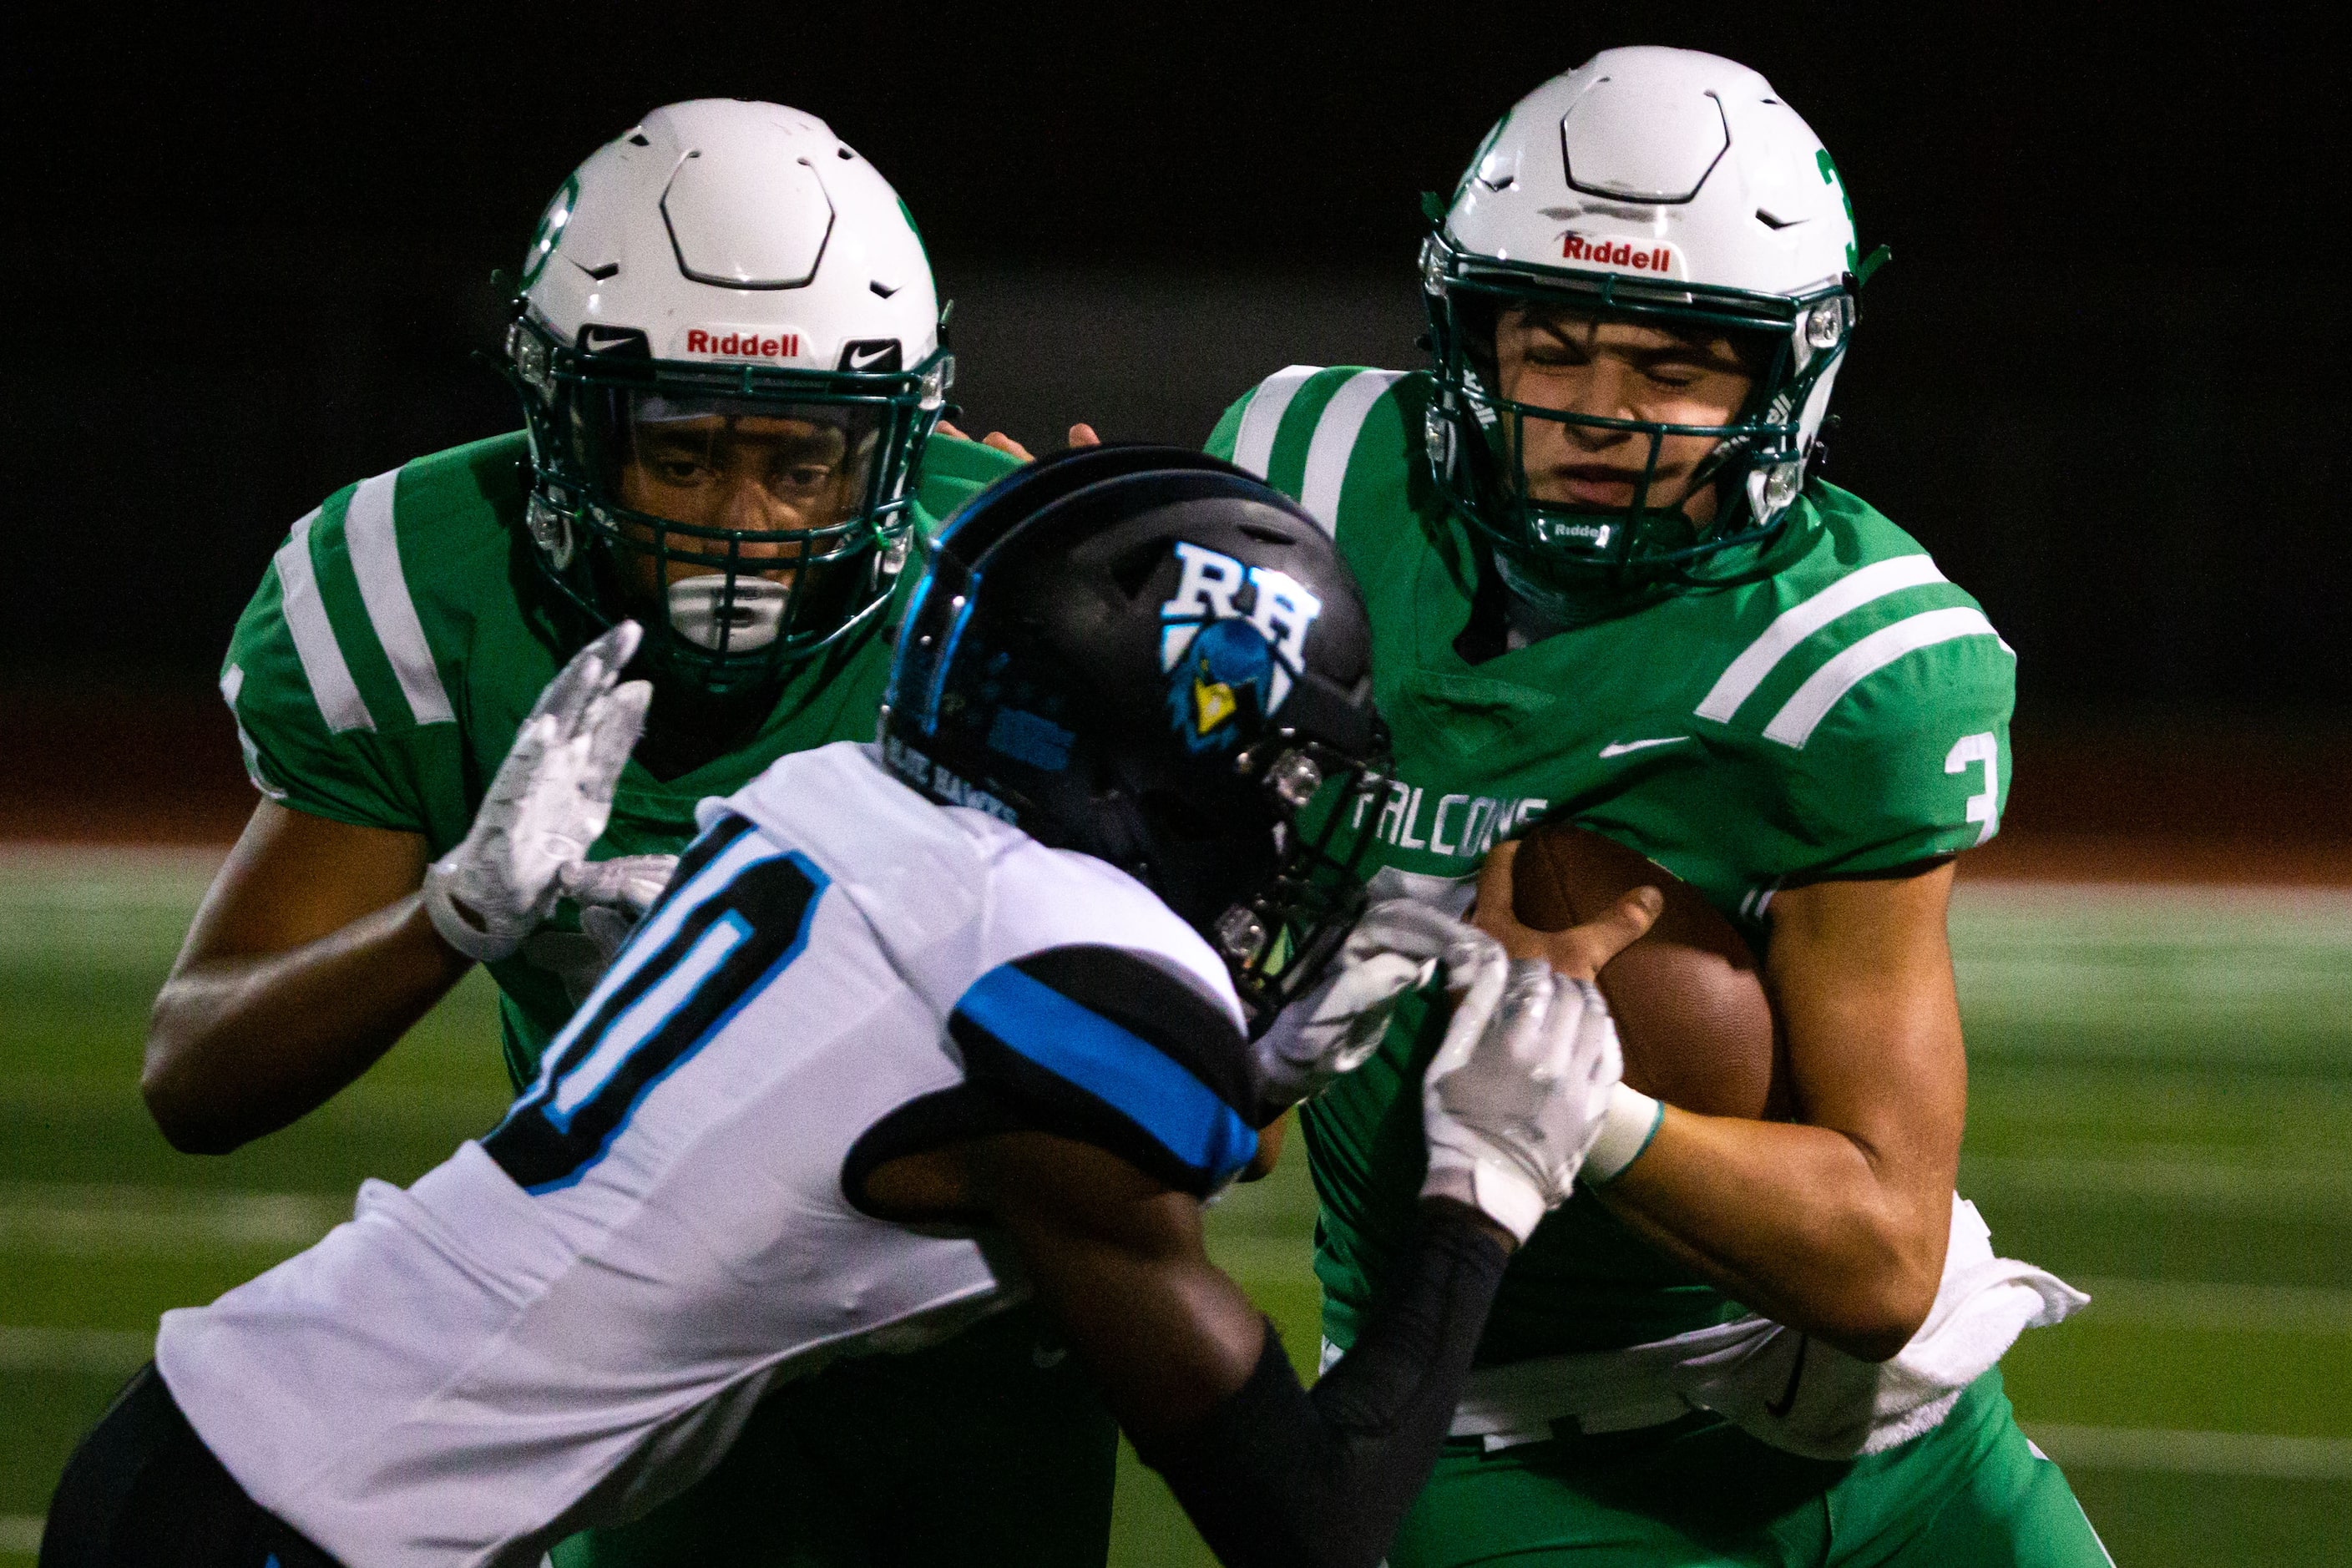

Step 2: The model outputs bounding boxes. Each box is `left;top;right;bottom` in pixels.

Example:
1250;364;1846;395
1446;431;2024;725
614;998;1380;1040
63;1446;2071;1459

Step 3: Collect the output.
1157;541;1324;753
1170;619;1276;751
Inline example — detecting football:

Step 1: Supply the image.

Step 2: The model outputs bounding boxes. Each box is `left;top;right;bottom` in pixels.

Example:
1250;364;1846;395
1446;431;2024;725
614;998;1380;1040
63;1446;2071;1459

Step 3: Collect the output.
1509;822;1788;1121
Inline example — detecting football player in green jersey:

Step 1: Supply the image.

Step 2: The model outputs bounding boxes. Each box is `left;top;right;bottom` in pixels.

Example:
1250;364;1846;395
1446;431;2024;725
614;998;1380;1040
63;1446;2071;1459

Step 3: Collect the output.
1206;48;2113;1568
139;100;1118;1567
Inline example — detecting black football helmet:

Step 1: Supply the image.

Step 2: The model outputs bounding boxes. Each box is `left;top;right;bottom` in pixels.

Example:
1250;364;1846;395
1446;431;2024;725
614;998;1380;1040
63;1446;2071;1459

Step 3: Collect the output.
881;444;1389;1029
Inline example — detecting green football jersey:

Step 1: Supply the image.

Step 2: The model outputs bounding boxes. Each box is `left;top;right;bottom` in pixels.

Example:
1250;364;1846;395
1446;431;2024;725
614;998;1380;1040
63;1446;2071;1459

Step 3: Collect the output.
1208;367;2015;1363
220;427;1021;1087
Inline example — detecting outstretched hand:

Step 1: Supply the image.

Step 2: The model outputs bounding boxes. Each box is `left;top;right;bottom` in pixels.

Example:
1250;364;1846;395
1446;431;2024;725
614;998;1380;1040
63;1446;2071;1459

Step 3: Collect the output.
936;421;1103;461
420;622;653;963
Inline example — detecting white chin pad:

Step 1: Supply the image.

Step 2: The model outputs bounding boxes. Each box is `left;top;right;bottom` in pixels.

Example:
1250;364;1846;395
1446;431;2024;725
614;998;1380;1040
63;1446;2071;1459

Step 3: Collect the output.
667;575;786;652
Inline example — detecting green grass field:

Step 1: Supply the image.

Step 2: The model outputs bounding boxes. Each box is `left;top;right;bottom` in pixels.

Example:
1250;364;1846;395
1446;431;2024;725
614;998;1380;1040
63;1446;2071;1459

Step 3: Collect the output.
3;852;2346;1564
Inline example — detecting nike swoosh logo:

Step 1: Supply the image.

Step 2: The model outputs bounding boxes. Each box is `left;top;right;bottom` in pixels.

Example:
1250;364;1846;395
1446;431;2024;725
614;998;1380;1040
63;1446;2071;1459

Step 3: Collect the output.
1765;1333;1810;1418
1598;736;1690;758
847;345;895;369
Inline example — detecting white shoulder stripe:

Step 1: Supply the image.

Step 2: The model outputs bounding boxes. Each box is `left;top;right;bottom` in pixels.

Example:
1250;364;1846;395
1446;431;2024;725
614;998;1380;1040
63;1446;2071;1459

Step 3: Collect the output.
1696;554;1947;723
1230;365;1321;479
272;509;375;734
1762;607;2010;749
343;468;455;726
1299;370;1406;533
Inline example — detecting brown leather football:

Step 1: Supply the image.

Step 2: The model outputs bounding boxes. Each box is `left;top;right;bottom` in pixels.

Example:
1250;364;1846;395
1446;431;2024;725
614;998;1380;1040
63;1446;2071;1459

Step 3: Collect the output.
1508;822;1788;1122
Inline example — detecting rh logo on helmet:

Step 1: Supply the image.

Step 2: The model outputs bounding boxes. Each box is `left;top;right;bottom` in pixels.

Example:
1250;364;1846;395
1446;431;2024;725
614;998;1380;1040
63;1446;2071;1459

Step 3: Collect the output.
1158;542;1323;753
1558;234;1684;278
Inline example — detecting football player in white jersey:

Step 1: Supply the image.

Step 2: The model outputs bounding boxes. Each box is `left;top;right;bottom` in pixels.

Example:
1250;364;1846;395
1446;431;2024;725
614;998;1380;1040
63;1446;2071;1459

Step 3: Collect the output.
46;447;1660;1568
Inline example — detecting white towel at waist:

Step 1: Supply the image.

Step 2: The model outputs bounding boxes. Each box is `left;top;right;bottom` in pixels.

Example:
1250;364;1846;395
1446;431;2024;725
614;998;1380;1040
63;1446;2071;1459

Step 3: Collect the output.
1449;1195;2086;1459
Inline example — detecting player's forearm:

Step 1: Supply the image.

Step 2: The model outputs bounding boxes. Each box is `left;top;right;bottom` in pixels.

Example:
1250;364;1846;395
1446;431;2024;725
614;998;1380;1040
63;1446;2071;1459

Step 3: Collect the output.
1139;1204;1510;1568
144;896;473;1153
1592;1108;1948;1361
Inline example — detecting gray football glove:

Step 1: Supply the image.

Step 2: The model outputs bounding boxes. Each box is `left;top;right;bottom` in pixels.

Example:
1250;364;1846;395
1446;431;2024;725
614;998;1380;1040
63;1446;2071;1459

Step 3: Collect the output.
561;853;678;919
422;622;654;963
1250;899;1495;1111
1419;958;1626;1242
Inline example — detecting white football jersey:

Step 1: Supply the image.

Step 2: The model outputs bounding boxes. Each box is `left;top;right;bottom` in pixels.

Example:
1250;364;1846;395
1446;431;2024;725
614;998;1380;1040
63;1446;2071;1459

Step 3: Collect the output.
155;741;1256;1568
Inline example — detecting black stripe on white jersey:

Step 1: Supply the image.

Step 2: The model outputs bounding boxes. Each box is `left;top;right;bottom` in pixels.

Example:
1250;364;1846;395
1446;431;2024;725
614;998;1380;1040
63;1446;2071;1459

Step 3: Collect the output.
648;811;759;913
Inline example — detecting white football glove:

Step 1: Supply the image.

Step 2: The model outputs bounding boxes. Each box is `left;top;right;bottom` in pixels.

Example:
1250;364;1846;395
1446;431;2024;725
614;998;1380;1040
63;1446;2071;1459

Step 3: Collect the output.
422;622;654;963
1419;956;1632;1242
560;852;678;918
1249;899;1492;1110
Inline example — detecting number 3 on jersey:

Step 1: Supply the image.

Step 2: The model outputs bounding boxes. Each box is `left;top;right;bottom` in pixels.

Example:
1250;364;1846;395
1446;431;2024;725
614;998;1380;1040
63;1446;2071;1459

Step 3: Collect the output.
1945;731;2000;847
483;816;827;1191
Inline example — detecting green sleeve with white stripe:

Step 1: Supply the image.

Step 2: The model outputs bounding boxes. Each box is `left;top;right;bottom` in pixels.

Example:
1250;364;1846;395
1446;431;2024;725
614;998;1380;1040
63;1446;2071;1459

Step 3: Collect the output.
1210;364;1360;495
1210;365;1444;600
1737;491;2022;878
1205;391;1252;463
1782;631;2016;876
220;485;431;835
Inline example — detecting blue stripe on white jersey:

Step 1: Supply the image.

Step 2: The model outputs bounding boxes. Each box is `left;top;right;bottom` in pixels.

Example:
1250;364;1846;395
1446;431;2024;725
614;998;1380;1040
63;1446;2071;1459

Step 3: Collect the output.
951;961;1257;1187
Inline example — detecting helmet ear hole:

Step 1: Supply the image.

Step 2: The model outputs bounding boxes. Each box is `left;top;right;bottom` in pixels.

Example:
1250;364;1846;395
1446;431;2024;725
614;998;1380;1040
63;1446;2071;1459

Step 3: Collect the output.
1109;541;1165;600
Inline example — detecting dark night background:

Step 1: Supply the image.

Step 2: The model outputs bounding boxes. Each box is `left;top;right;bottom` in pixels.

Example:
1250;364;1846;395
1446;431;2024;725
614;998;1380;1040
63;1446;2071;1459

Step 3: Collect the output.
3;6;2345;761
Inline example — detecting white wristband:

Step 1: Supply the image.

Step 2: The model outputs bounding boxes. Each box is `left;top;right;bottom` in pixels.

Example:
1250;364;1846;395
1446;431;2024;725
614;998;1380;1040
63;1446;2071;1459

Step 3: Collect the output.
1583;1083;1663;1184
1422;1156;1547;1243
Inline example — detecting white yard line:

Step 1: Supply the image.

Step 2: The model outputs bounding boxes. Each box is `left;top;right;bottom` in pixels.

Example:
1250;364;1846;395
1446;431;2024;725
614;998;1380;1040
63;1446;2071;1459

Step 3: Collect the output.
0;1181;345;1254
1211;1233;2352;1356
2072;1277;2352;1333
1960;1156;2352;1211
3;1274;2343;1382
1955;882;2352;918
2029;1424;2352;1479
0;1324;150;1375
0;1515;43;1554
0;843;227;876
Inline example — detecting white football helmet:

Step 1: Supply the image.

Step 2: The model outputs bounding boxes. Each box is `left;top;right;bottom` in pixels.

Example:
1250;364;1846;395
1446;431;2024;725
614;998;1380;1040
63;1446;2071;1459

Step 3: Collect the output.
506;99;952;695
1421;48;1887;586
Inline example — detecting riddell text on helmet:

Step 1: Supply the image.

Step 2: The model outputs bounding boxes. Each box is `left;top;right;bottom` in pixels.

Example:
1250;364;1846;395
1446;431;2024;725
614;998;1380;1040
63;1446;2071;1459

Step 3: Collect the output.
1559;235;1680;275
683;329;804;359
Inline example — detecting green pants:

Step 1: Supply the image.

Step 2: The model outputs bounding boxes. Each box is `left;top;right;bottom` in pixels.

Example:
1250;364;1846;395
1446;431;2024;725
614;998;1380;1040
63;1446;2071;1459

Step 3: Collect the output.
552;1302;1117;1568
1390;1370;2112;1568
